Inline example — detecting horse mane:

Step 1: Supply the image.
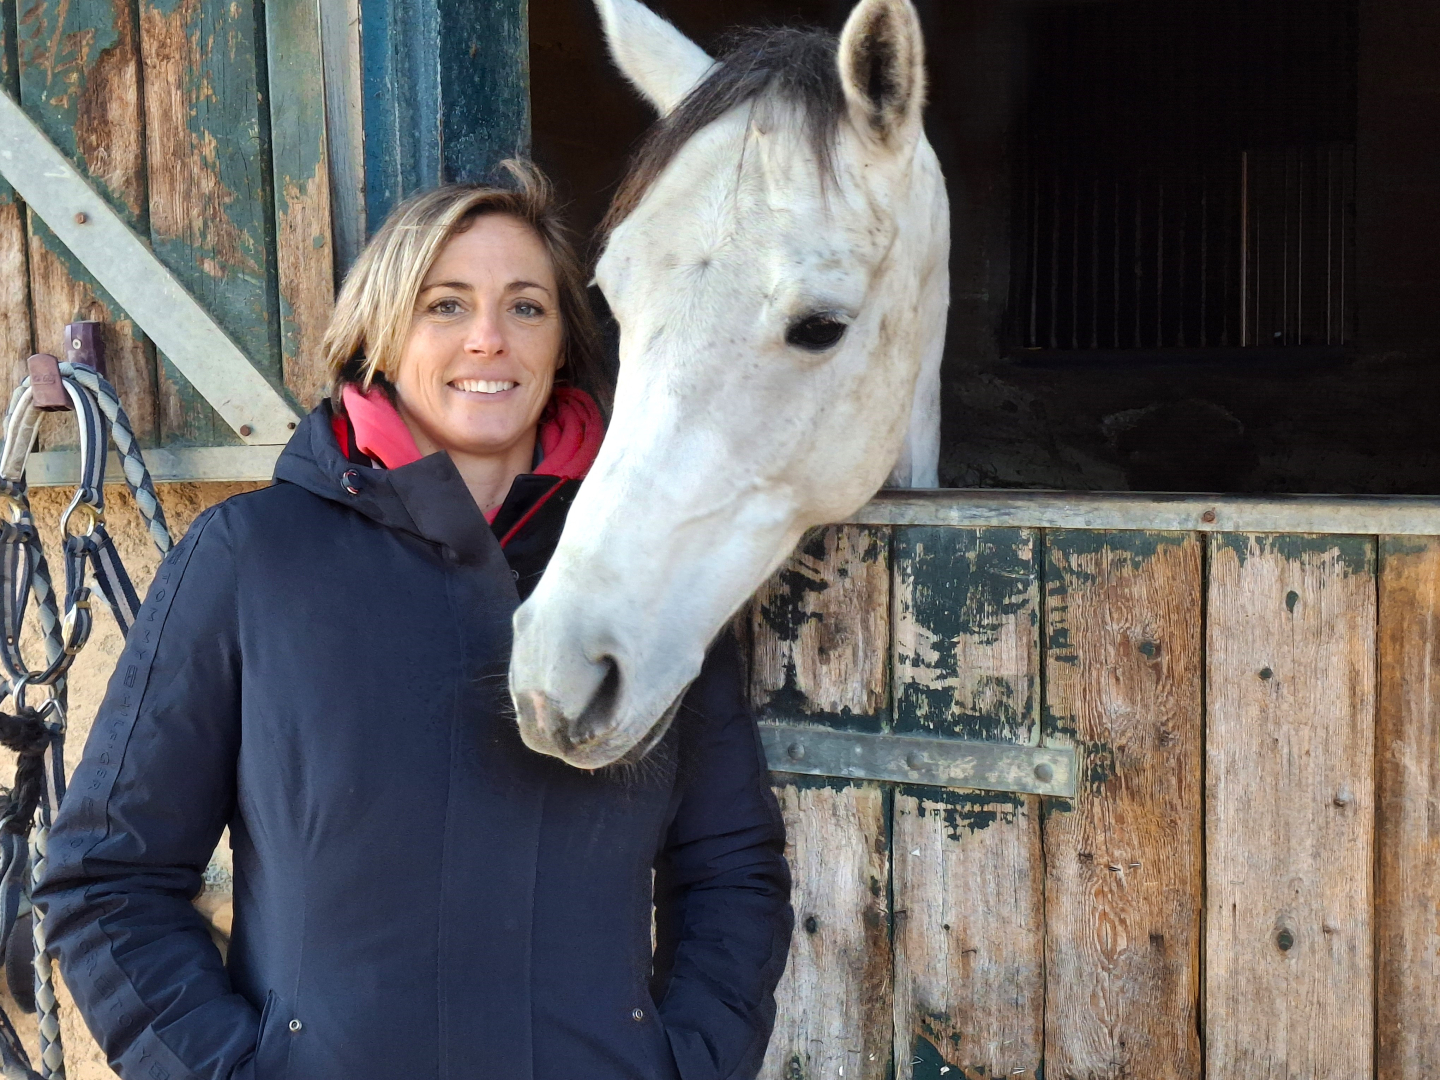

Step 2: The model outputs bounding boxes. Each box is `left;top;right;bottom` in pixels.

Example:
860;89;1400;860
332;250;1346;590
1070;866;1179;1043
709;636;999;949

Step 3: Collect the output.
601;26;845;235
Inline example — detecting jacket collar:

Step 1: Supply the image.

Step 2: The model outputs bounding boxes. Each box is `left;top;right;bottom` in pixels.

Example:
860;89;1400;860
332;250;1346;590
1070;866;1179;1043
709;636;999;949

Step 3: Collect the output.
274;403;501;566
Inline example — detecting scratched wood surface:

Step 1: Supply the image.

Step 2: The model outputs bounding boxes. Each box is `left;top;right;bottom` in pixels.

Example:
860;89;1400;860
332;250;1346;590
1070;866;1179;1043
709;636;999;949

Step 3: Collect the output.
890;527;1044;1080
1376;537;1440;1080
15;0;157;446
139;0;279;443
753;526;893;1080
0;0;30;402
265;0;334;408
1206;534;1375;1079
1042;531;1203;1079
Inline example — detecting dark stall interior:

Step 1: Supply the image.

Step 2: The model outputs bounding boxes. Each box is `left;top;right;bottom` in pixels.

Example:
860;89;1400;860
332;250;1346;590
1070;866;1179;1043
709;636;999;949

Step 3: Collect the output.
530;0;1440;493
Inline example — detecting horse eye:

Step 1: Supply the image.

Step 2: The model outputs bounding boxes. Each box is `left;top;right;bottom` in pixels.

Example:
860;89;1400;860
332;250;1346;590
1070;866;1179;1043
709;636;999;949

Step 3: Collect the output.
786;314;848;352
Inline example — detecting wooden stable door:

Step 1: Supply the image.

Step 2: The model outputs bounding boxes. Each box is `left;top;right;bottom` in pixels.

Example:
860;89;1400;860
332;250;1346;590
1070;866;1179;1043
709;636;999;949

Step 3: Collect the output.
748;524;1440;1080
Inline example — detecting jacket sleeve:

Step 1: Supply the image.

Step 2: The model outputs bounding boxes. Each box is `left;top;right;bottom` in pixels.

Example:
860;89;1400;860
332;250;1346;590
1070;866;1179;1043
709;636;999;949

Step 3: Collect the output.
34;506;260;1080
652;631;793;1080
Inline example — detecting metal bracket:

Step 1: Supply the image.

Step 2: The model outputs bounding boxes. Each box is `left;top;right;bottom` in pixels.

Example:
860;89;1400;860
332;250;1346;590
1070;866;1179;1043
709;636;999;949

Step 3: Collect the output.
0;90;302;445
759;721;1078;798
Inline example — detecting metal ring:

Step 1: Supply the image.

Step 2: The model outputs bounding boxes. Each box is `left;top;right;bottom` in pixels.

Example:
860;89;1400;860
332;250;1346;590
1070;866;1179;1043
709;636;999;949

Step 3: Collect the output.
9;674;31;714
60;497;103;539
61;591;92;655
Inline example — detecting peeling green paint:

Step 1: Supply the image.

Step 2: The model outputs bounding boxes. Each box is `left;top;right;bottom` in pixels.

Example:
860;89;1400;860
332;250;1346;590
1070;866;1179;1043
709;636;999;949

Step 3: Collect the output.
895;527;1039;743
1381;536;1435;558
1214;532;1374;575
143;0;281;444
908;789;1026;838
1045;529;1191;585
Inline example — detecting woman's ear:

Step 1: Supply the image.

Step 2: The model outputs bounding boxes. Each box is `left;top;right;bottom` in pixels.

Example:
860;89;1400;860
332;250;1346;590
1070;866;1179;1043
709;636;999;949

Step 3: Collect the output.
837;0;927;151
593;0;715;115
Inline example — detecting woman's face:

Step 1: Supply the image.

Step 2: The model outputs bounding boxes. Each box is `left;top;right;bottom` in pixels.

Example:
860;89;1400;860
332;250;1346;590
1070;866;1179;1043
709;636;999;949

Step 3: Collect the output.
393;214;563;461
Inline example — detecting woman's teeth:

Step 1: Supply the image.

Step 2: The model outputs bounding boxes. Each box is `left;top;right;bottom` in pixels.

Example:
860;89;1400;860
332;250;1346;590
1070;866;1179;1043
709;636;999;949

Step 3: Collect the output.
451;379;517;395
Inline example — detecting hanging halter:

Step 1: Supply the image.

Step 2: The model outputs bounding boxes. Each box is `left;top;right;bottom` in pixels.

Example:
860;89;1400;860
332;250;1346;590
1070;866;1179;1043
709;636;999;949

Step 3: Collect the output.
0;353;170;1080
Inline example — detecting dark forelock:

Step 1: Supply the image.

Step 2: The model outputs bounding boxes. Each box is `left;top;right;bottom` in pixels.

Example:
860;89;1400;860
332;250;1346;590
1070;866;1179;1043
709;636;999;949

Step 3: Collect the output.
601;26;844;234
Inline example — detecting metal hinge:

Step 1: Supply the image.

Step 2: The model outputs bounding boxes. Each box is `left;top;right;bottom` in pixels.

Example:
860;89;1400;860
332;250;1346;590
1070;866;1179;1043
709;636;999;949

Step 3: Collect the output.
759;721;1077;797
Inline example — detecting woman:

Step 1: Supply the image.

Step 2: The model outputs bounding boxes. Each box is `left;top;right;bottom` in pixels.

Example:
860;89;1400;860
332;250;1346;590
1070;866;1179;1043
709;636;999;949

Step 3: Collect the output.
35;162;792;1080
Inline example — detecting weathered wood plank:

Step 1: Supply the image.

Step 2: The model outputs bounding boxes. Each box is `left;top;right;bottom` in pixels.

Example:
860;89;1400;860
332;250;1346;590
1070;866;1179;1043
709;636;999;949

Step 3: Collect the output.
1376;536;1440;1080
265;0;334;408
751;526;890;729
1043;531;1203;1080
891;527;1043;1080
15;0;156;445
317;0;363;275
759;784;891;1080
139;0;279;443
752;525;892;1080
1205;534;1375;1079
0;0;31;400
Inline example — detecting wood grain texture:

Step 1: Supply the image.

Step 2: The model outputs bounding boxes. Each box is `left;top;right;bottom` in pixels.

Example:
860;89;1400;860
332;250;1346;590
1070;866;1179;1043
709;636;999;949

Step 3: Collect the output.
140;0;278;443
0;0;31;397
1206;534;1375;1079
758;783;892;1080
1376;536;1440;1080
1042;531;1203;1080
265;0;334;407
16;0;156;444
891;527;1043;1080
751;526;893;1080
751;526;890;728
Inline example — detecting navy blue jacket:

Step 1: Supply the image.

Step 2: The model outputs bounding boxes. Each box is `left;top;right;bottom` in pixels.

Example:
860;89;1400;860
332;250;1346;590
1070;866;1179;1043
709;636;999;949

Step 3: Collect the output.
35;405;792;1080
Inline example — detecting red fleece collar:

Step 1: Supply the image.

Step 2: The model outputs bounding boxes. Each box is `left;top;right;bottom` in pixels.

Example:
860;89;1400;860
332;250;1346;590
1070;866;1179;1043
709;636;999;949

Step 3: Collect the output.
332;383;604;517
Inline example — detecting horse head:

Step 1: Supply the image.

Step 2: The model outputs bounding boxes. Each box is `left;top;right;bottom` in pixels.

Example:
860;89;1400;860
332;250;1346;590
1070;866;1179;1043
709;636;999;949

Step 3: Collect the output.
510;0;949;768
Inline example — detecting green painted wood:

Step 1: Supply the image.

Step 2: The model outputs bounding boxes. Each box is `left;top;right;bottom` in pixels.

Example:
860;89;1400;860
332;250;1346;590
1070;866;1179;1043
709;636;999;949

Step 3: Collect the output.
15;0;158;445
140;0;280;444
265;0;334;407
0;0;33;397
891;527;1045;1080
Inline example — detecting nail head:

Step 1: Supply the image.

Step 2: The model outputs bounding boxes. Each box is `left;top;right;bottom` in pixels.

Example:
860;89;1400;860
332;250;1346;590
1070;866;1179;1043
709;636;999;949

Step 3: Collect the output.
239;424;253;436
1034;762;1054;783
73;211;88;225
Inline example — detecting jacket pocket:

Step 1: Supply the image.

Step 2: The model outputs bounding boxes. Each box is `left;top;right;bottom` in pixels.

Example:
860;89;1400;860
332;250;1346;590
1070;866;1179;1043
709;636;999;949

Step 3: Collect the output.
247;991;291;1080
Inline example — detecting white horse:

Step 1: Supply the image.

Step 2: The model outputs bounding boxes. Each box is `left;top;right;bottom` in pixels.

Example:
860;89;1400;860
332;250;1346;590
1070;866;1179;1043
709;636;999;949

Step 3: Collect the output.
510;0;949;768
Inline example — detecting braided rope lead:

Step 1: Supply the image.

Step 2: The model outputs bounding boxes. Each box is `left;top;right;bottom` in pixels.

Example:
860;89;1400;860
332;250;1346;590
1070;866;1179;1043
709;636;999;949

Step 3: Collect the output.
0;365;173;1079
29;823;60;1080
59;365;171;556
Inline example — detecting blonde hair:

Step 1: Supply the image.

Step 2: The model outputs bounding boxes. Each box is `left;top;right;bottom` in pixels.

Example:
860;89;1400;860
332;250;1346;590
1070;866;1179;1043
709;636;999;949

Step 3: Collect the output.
323;160;608;410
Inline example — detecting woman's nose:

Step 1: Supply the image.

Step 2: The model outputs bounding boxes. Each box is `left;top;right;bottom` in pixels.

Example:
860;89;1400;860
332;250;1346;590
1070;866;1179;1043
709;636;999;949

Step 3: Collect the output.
464;311;506;356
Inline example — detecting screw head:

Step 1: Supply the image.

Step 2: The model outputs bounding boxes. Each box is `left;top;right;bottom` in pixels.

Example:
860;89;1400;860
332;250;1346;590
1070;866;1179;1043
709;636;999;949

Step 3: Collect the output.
238;424;253;436
786;742;804;762
905;751;924;770
1034;762;1055;783
1201;509;1217;524
73;211;88;225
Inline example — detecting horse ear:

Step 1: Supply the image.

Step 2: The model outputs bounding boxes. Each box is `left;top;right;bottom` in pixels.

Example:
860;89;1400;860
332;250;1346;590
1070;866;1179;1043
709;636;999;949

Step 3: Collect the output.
837;0;927;148
593;0;715;116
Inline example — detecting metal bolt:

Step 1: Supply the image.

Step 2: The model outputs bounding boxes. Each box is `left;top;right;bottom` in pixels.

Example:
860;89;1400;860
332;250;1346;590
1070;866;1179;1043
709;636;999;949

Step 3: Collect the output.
288;1019;303;1033
1201;509;1217;524
786;742;804;762
71;338;82;350
73;212;88;225
905;751;924;770
631;1008;645;1022
239;424;253;436
287;421;297;430
1034;762;1054;783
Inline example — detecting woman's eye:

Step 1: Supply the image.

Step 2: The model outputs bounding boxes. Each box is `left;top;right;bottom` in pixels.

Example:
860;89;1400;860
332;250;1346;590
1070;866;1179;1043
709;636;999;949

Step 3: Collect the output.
786;313;849;352
431;298;462;316
512;301;545;319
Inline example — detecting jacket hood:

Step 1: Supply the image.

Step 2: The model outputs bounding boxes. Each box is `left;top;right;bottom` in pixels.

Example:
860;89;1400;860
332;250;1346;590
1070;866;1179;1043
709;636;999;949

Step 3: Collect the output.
274;402;498;565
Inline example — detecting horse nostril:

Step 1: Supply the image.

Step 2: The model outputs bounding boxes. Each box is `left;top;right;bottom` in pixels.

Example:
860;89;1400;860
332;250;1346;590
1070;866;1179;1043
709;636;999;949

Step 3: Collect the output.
573;656;622;746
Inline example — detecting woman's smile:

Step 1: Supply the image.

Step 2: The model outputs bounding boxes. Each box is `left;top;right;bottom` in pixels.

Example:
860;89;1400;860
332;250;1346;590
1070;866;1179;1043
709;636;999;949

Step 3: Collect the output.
450;378;520;396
